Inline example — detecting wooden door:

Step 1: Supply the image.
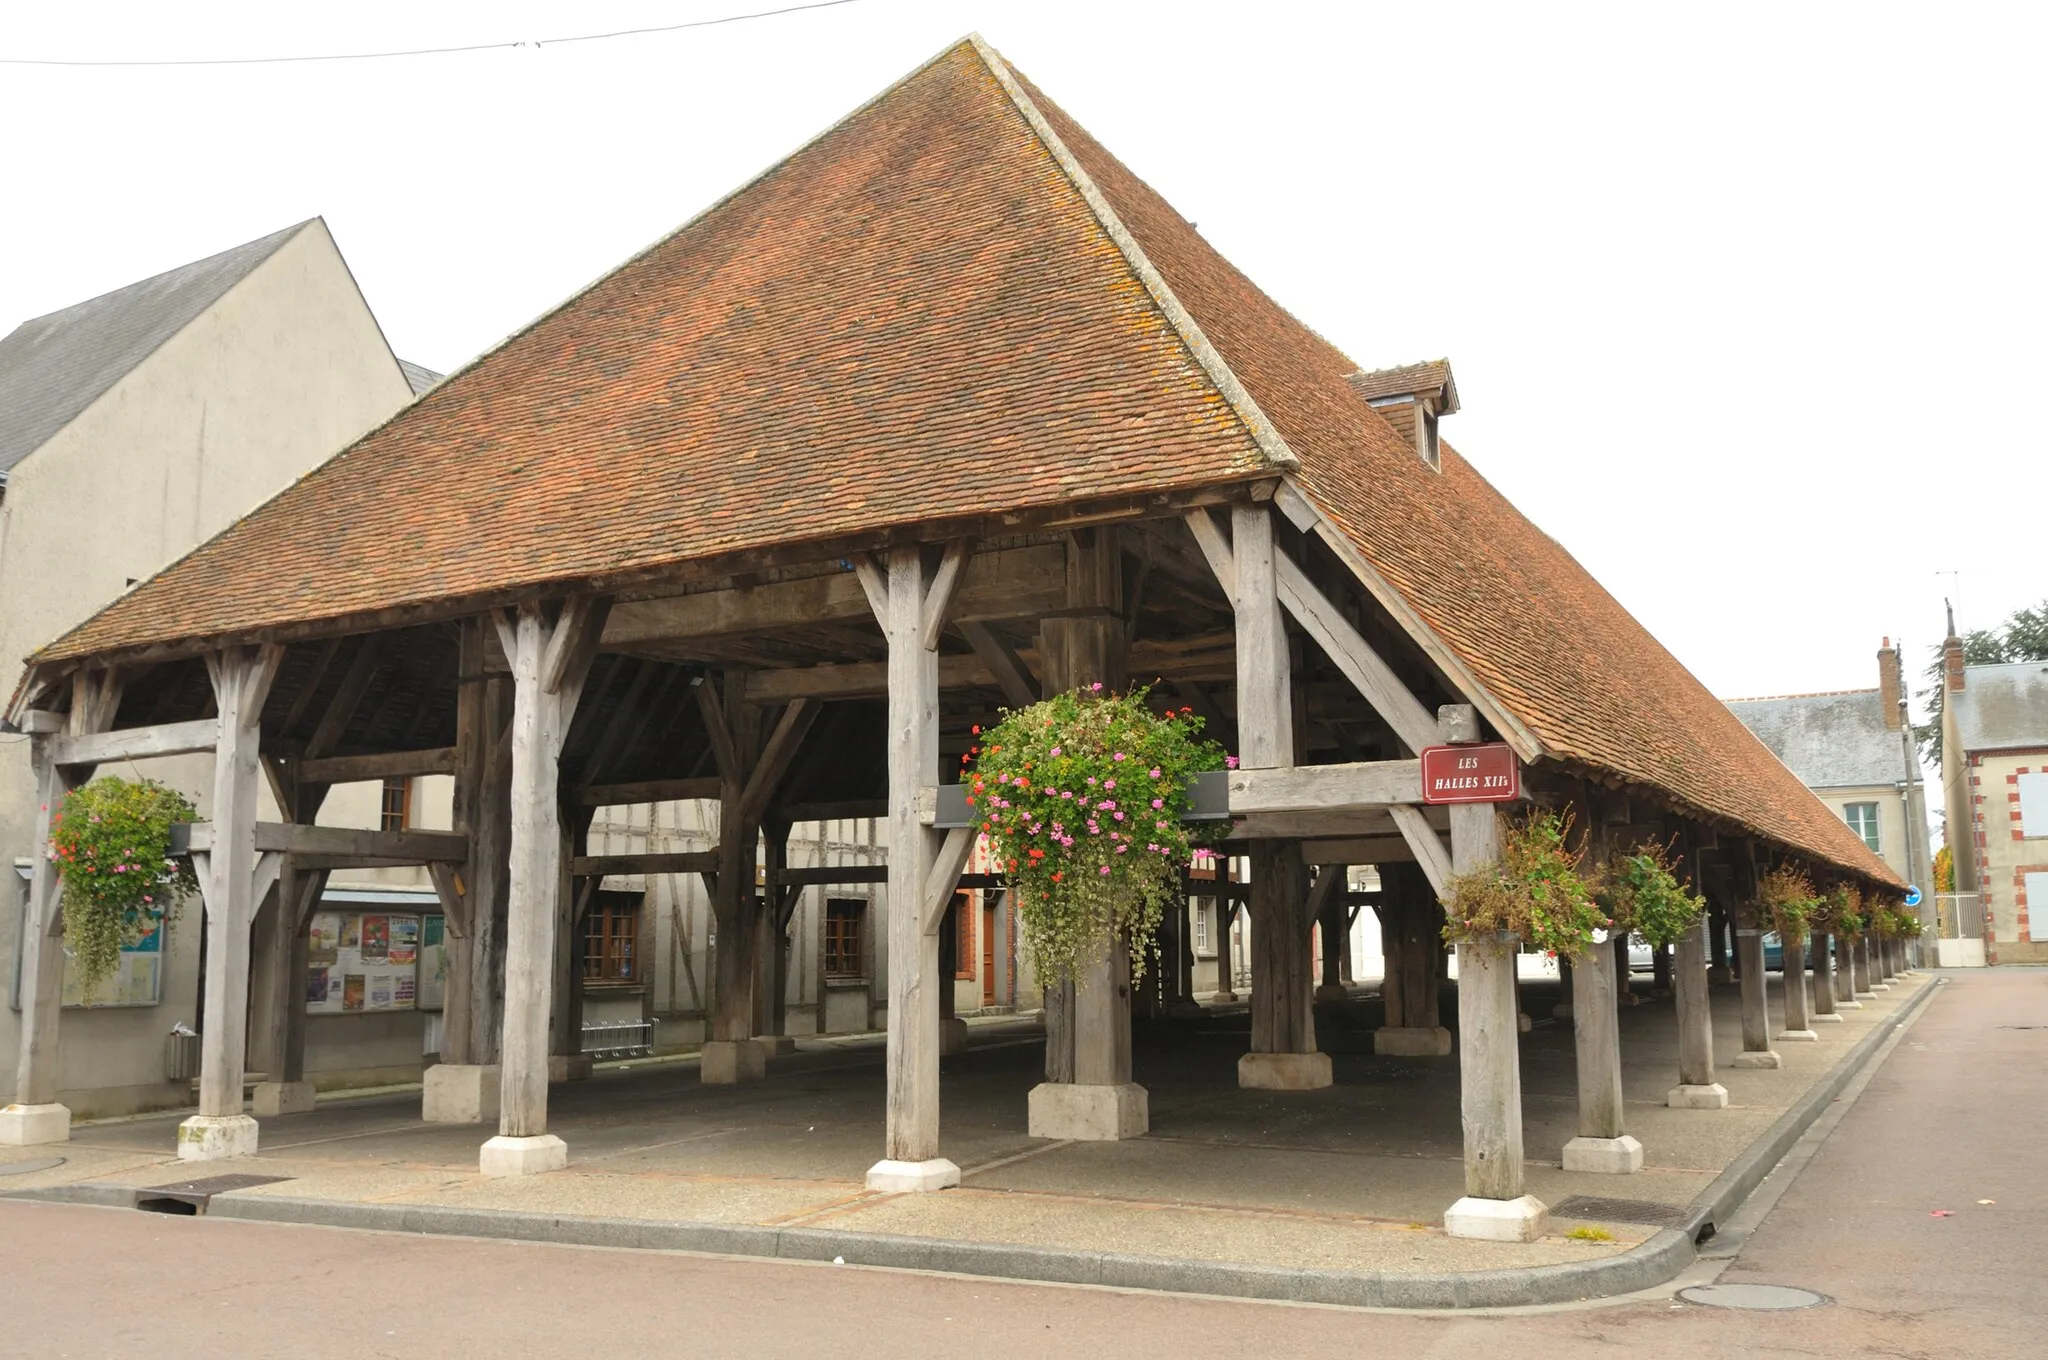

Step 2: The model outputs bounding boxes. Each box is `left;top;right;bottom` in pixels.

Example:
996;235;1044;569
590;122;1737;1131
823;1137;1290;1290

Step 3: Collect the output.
981;903;997;1007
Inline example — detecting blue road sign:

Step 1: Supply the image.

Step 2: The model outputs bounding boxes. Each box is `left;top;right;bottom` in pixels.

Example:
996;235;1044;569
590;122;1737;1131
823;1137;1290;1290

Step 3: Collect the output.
1904;886;1923;907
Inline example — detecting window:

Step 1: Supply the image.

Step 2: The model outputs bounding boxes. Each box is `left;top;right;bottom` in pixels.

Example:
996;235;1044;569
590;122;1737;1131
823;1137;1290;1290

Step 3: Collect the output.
954;893;975;980
1844;802;1881;853
825;899;865;978
2019;772;2048;838
582;897;640;983
1193;903;1212;956
379;777;411;832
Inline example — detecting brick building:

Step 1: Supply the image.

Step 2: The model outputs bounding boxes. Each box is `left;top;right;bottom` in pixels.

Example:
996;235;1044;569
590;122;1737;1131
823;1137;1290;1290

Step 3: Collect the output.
1940;631;2048;965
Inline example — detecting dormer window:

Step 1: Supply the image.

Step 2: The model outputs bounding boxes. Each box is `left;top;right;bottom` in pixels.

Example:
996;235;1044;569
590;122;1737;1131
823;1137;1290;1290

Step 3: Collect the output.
1347;359;1460;472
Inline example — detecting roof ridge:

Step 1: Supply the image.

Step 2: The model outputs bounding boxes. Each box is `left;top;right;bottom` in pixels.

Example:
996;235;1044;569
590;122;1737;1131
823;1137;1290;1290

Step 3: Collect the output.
1726;688;1881;702
14;219;313;329
968;36;1297;473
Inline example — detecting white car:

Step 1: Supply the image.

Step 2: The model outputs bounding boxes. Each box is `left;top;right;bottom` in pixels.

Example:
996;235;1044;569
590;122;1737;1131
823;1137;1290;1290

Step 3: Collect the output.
1627;934;1656;972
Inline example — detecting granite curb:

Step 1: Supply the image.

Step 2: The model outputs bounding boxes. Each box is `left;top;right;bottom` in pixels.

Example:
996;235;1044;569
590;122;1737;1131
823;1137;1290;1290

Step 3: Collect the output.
7;978;1941;1310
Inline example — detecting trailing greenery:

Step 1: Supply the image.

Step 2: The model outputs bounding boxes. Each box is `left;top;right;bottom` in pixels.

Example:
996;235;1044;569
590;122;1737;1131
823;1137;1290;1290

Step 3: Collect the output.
1440;809;1603;954
1871;897;1919;939
48;777;198;997
1818;883;1866;938
1592;841;1707;948
1753;864;1822;941
968;685;1228;986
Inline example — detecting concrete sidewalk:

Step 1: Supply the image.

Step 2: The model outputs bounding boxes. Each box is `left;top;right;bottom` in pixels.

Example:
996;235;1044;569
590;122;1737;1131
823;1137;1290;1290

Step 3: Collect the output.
4;970;1933;1299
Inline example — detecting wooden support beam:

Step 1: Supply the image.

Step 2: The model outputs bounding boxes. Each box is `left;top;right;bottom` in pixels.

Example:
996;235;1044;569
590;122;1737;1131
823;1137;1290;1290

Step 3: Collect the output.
694;676;742;782
571;850;721;878
305;636;381;761
50;717;217;768
576;777;723;807
1183;509;1236;598
772;863;890;888
1230;506;1292;769
739;698;821;826
1390;805;1453;897
920;540;973;651
774;798;887;824
295;746;458;784
849;554;889;624
958;620;1039;709
179;821;470;863
1274;552;1439;755
921;827;977;935
1224;759;1422;814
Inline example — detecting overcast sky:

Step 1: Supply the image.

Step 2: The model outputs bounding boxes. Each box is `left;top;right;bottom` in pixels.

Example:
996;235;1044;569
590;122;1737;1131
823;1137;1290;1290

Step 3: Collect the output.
3;1;2041;718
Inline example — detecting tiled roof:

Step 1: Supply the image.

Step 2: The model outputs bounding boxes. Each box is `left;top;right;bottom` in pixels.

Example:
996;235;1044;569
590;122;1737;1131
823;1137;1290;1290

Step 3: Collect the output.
1952;662;2048;754
28;38;1895;885
1727;690;1910;789
1347;360;1458;411
0;222;309;473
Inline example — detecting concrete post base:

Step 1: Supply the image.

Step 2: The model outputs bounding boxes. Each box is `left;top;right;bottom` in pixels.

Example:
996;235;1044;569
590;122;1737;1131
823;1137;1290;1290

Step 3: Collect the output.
1562;1134;1643;1174
701;1040;768;1084
1778;1029;1819;1042
1444;1193;1549;1242
251;1081;316;1116
1667;1083;1730;1109
548;1055;595;1083
1027;1082;1148;1140
938;1017;969;1056
1236;1052;1333;1090
423;1064;501;1123
177;1114;259;1162
1708;966;1733;985
1837;998;1865;1009
0;1103;71;1146
1167;1000;1206;1019
1854;991;1878;1001
1869;983;1891;992
480;1133;567;1177
1313;983;1349;1005
1812;1013;1846;1023
865;1157;961;1193
1211;990;1238;1004
753;1035;797;1058
1732;1049;1783;1069
1517;1012;1533;1033
1374;1026;1452;1057
1616;990;1642;1006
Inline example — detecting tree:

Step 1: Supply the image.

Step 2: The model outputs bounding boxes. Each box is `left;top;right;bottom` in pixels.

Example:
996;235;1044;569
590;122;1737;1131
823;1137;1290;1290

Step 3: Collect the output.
1918;598;2048;767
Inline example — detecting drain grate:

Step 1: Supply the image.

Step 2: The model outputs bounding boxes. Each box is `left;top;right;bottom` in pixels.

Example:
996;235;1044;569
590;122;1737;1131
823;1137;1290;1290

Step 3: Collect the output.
0;1157;66;1177
1679;1284;1830;1311
134;1172;292;1215
1550;1194;1690;1227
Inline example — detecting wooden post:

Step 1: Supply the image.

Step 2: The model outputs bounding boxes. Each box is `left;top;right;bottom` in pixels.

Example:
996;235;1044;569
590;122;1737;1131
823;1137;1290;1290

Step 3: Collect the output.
1834;929;1862;1008
1315;878;1348;1005
1230;506;1292;771
181;645;282;1161
1669;916;1727;1106
1552;954;1575;1020
248;766;327;1118
867;544;961;1191
1444;800;1547;1240
1562;939;1641;1173
1779;929;1816;1040
1651;941;1674;998
470;654;515;1062
1732;927;1781;1067
1;732;82;1146
480;598;605;1176
1238;845;1331;1088
1809;927;1841;1022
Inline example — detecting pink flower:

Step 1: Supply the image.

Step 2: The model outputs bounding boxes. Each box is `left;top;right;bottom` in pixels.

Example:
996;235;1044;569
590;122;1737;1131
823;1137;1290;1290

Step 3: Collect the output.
1149;768;1161;778
1113;752;1126;762
1113;811;1125;821
1090;682;1103;692
1151;798;1163;809
1225;756;1240;769
1050;747;1062;758
1104;779;1116;789
1099;864;1112;874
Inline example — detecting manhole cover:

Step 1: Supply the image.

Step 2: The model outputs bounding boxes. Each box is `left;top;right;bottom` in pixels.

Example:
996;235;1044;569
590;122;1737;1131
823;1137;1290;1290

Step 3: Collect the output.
1679;1284;1830;1311
0;1157;66;1176
1551;1194;1689;1227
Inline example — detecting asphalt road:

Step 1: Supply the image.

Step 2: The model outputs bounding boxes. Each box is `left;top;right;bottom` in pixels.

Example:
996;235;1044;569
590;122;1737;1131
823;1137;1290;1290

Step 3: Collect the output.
3;969;2037;1359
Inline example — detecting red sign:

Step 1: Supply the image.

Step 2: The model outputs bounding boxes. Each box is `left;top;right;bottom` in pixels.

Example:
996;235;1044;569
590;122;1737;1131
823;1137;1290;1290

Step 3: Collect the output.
1419;743;1520;804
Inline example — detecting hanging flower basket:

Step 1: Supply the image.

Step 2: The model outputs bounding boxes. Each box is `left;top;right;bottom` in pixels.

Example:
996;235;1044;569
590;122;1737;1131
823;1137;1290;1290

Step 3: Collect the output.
47;777;199;998
1750;864;1821;941
1818;883;1865;940
1593;840;1707;949
1439;808;1602;955
967;684;1229;986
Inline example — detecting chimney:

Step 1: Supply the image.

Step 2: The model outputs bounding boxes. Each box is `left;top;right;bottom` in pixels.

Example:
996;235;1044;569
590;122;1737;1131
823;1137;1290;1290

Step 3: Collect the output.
1942;601;1966;692
1878;637;1903;729
1347;360;1459;471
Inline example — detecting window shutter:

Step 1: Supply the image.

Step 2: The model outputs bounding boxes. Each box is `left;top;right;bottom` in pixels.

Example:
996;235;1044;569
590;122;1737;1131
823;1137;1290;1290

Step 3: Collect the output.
2019;772;2048;838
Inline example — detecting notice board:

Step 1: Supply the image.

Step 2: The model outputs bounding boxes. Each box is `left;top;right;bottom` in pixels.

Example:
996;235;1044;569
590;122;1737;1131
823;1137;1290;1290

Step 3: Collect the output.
306;910;420;1014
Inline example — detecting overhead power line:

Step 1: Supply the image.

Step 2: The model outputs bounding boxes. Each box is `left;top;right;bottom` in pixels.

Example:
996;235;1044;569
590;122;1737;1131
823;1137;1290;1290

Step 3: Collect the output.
0;0;862;68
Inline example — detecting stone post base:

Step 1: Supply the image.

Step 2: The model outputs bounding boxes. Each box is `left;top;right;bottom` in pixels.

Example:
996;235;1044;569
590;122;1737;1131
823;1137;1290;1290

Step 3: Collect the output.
1732;1050;1783;1069
1838;998;1865;1009
753;1035;797;1058
1211;990;1238;1004
1779;1029;1819;1042
1708;966;1733;985
177;1114;259;1162
701;1040;767;1084
0;1103;71;1146
1562;1134;1644;1174
1374;1026;1452;1057
1313;983;1349;1005
1812;1013;1846;1024
939;1017;969;1056
865;1157;961;1193
1027;1082;1148;1140
1237;1052;1333;1090
480;1133;567;1177
1517;1012;1533;1033
1616;990;1642;1007
1668;1083;1729;1109
1444;1193;1549;1242
251;1081;316;1116
1167;1000;1206;1019
548;1055;595;1083
1870;983;1891;992
423;1064;501;1123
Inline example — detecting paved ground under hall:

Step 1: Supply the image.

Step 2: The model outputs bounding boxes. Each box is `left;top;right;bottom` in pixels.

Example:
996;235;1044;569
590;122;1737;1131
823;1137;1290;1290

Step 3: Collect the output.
9;971;1932;1278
